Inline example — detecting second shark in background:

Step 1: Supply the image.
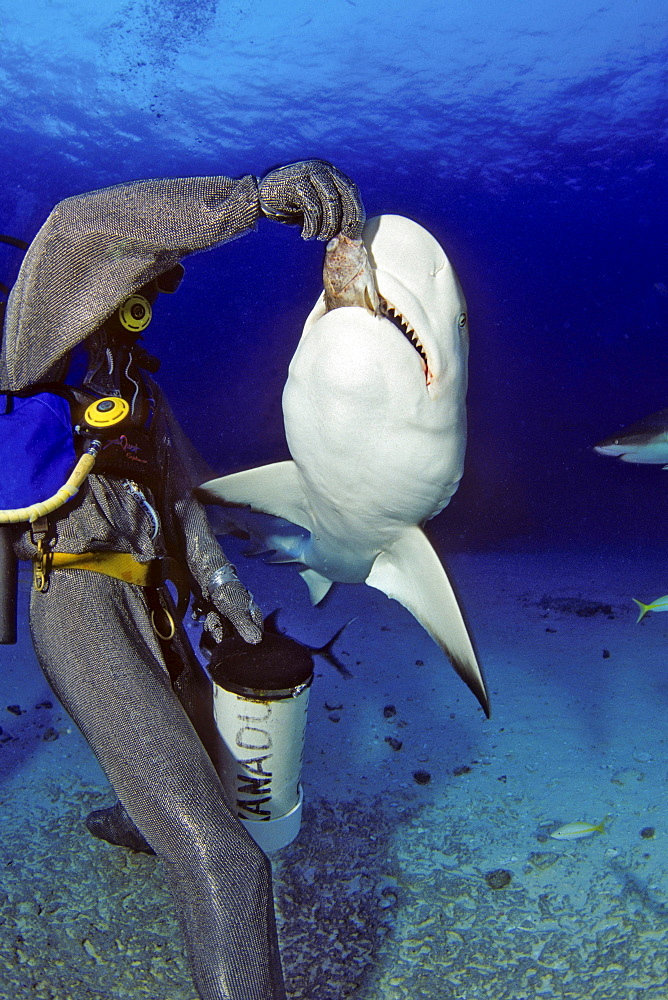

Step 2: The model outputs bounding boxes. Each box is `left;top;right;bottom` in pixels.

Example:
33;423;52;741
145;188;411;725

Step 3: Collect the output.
596;406;668;621
595;407;668;466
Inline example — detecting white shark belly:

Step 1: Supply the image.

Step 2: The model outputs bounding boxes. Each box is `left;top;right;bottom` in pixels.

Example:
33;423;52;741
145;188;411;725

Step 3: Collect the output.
283;307;466;529
293;481;416;584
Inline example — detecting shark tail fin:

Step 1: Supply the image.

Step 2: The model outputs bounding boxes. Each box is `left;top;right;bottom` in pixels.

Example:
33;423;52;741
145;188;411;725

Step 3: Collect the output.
632;598;651;623
366;525;489;716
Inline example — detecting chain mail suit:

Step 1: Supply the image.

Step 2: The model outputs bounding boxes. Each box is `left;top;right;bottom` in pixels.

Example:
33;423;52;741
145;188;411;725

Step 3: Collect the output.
0;162;365;1000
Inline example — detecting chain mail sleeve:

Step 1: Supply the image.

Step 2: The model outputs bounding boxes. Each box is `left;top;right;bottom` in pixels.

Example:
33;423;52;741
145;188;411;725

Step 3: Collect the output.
152;383;263;643
1;161;365;391
0;174;261;391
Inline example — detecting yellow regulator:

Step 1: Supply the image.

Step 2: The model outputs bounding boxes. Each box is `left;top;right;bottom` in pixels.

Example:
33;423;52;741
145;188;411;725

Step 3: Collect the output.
84;396;130;430
118;294;152;333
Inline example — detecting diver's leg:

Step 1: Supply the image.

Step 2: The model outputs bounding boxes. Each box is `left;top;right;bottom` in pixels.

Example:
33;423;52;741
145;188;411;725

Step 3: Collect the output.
30;569;285;1000
84;595;222;856
85;799;155;853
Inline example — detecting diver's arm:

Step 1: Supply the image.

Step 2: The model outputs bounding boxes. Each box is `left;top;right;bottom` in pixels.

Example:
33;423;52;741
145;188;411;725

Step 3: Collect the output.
1;175;260;390
46;160;363;260
2;162;364;390
171;486;263;645
59;160;365;248
157;391;263;645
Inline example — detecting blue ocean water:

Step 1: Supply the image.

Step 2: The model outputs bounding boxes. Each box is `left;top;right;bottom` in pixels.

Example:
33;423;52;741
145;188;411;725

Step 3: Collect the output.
0;0;665;550
1;2;667;999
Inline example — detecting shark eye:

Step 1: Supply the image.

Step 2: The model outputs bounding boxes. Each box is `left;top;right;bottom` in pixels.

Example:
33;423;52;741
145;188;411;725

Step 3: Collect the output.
458;312;467;328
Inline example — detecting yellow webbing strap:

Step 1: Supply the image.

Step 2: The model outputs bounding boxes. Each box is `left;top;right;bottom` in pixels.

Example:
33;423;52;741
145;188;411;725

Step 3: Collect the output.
47;551;160;587
0;447;98;524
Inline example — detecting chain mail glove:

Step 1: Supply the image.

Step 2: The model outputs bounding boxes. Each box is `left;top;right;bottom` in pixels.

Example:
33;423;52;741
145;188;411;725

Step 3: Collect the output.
204;563;264;645
259;159;365;240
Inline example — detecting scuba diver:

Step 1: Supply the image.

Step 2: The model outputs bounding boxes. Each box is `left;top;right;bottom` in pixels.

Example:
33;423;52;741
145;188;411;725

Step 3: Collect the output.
0;161;365;1000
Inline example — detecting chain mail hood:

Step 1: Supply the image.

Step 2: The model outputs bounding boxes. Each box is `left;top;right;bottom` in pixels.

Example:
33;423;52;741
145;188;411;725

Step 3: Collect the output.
0;173;260;391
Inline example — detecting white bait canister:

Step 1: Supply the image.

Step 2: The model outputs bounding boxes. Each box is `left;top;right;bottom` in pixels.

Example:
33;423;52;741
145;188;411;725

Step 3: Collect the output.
208;629;313;853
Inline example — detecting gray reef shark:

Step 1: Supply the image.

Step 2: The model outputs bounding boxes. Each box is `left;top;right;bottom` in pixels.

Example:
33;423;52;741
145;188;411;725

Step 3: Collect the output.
594;407;668;467
200;215;489;715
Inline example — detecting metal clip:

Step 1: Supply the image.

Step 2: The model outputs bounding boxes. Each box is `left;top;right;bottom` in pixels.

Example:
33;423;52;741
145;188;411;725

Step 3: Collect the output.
33;538;52;592
151;606;176;642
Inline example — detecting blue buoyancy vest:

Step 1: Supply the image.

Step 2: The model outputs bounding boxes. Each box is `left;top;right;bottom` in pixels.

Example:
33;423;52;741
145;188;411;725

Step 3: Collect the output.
0;391;77;508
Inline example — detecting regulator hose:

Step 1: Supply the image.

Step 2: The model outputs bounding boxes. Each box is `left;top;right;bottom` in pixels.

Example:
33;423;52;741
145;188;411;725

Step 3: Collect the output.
0;440;101;525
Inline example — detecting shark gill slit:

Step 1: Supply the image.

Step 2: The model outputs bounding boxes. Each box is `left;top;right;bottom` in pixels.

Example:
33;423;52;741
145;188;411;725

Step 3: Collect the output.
379;295;429;376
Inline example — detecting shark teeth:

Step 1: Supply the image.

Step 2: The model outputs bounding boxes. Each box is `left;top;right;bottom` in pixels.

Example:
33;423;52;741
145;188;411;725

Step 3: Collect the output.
379;296;430;377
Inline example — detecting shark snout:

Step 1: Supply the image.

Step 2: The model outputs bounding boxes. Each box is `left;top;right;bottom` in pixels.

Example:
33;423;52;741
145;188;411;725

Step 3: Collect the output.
594;407;668;465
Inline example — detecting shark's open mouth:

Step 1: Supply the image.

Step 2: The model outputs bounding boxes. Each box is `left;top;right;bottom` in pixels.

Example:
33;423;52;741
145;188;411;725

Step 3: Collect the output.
379;295;430;377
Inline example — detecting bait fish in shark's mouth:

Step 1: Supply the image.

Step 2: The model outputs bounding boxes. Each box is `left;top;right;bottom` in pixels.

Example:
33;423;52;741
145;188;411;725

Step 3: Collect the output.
322;231;434;384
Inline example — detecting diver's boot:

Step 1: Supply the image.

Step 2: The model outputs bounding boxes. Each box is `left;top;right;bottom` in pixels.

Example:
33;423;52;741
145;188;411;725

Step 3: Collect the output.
85;801;155;855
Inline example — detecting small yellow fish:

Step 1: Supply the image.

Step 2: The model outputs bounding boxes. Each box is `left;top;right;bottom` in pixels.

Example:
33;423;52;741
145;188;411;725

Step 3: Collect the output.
550;818;607;840
633;596;668;623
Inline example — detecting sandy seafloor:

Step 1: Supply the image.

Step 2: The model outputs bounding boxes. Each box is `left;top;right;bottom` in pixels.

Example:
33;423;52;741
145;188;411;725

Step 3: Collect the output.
1;537;668;1000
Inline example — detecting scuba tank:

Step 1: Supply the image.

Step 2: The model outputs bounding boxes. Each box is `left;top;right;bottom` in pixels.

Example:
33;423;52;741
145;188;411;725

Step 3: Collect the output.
0;234;28;643
0;525;17;644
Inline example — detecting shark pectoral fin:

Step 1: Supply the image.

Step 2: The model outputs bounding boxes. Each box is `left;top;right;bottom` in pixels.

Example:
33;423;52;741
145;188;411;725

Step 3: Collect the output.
366;527;489;717
199;462;311;532
300;568;334;605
